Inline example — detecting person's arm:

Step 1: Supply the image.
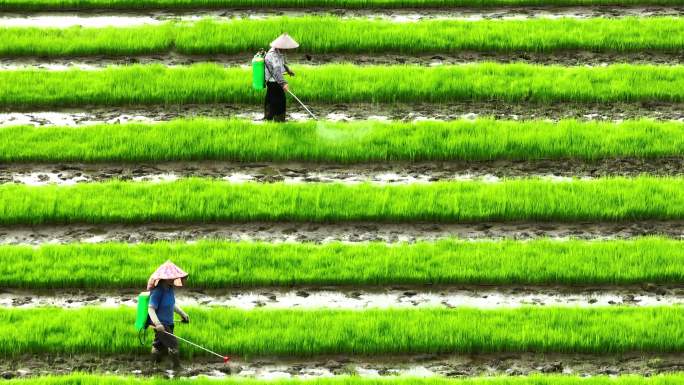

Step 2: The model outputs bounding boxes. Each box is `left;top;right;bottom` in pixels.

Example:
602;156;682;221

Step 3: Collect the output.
148;308;165;331
174;305;189;323
273;66;287;88
284;64;295;76
148;289;165;332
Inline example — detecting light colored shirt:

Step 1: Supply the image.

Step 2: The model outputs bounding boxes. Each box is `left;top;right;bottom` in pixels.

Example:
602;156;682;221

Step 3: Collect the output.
264;48;290;86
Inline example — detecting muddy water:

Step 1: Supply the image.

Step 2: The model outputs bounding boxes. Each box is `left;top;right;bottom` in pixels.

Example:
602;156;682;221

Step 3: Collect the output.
2;51;684;69
2;102;684;126
1;221;683;244
0;14;161;27
3;159;684;186
1;286;681;309
1;352;683;379
1;6;683;28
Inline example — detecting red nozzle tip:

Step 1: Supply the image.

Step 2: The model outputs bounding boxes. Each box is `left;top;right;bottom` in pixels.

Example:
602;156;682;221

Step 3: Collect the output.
223;356;230;363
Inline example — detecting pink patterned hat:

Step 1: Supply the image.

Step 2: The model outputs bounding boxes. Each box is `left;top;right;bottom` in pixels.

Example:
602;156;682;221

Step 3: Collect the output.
147;260;189;290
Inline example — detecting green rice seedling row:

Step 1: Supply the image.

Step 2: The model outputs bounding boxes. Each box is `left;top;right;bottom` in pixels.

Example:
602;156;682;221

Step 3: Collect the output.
3;177;684;224
1;307;683;356
5;375;684;385
1;238;683;289
3;0;684;11
2;118;684;163
4;63;684;108
4;17;684;56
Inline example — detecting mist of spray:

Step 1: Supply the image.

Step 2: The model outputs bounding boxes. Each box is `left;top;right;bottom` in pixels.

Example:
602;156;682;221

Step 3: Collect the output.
286;89;375;142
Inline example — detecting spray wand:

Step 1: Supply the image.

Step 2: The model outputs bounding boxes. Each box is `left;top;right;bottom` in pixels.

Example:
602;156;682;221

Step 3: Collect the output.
287;89;318;120
158;328;231;364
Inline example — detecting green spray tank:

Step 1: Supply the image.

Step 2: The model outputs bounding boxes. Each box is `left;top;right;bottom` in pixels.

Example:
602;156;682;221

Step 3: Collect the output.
135;291;150;332
252;50;266;90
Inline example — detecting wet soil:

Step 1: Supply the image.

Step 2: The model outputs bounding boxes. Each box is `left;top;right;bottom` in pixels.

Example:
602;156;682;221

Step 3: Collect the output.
1;285;682;309
3;159;684;186
2;51;684;69
2;102;684;125
1;221;683;244
1;353;683;379
2;6;684;26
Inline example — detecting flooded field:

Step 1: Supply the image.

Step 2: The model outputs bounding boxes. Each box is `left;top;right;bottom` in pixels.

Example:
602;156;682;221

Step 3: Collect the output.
3;285;681;309
1;0;683;383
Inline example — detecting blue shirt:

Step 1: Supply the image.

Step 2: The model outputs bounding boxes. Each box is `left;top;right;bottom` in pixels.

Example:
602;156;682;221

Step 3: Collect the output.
149;285;176;326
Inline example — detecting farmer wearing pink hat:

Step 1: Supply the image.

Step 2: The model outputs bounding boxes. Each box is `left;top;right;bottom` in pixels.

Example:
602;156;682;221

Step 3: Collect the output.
147;260;190;369
263;33;299;122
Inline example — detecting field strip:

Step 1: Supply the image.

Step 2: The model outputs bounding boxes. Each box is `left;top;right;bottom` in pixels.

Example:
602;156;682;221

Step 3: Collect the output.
3;118;684;163
4;178;684;224
4;18;684;57
1;358;683;379
2;286;681;309
2;239;683;288
2;6;684;27
2;103;683;124
1;221;682;244
4;0;684;10
5;63;684;108
2;51;683;69
2;0;683;380
3;307;684;355
4;158;684;186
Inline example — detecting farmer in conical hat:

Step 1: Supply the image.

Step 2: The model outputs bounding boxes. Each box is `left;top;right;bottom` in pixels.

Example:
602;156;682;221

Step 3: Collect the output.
147;260;189;369
263;33;299;122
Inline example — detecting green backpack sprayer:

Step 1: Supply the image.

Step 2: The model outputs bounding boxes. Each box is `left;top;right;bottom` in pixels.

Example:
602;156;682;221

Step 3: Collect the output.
252;49;266;91
135;291;230;364
252;50;318;120
135;292;151;333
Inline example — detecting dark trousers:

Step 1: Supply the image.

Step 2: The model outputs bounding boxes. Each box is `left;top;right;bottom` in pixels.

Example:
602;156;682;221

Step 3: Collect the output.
153;324;178;353
264;82;286;122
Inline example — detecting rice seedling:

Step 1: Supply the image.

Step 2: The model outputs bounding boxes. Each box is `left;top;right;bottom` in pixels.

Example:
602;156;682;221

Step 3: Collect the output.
3;17;684;56
3;63;684;108
2;118;684;163
2;0;684;11
5;374;684;385
0;23;173;57
1;307;682;356
125;17;684;54
1;177;684;225
1;238;683;289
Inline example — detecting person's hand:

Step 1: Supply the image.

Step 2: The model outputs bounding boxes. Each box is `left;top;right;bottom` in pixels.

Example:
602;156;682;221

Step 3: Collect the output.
181;313;190;324
287;70;295;77
282;84;290;92
154;324;165;332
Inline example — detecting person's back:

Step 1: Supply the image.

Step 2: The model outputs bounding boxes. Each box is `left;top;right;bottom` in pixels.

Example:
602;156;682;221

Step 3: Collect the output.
149;283;175;327
265;49;286;85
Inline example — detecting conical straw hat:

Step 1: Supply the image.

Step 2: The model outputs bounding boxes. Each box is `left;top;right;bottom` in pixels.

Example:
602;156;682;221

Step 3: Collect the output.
147;260;189;290
270;33;299;49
